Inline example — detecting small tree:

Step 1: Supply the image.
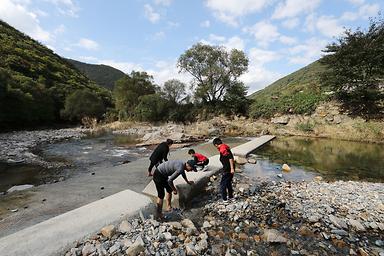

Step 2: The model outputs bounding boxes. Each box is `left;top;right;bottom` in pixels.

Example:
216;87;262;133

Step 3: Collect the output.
134;94;168;122
223;82;250;116
162;79;187;104
61;89;105;121
320;16;384;117
113;71;157;119
178;43;249;108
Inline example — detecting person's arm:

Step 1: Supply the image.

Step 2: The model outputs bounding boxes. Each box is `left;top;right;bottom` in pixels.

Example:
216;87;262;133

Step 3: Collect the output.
229;158;235;174
228;150;235;174
181;171;194;185
163;145;169;162
168;170;181;194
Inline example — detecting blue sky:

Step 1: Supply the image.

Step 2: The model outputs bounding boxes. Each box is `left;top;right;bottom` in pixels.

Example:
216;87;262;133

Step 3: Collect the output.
1;0;382;93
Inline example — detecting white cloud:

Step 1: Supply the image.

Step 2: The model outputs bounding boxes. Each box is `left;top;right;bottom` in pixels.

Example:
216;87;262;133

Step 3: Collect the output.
347;0;365;5
209;34;226;42
279;35;297;45
240;64;281;93
358;3;380;18
200;20;211;28
225;36;245;51
281;18;300;29
148;60;192;86
342;3;380;21
45;0;79;17
205;0;269;26
238;48;282;93
243;21;280;47
54;24;66;35
144;4;161;23
152;31;166;40
287;37;328;65
0;0;51;42
316;15;344;38
76;38;100;50
201;34;245;51
272;0;321;19
304;13;316;32
154;0;172;6
248;48;281;65
167;21;180;28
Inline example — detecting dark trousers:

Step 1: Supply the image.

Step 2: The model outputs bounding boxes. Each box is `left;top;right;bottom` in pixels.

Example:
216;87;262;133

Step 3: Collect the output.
220;172;233;200
196;159;209;167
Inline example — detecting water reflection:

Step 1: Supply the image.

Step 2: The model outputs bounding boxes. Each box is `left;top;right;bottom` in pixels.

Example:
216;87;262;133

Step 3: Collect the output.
248;136;384;182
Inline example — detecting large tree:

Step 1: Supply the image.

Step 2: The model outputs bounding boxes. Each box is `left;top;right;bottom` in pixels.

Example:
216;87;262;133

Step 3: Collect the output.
177;43;249;107
320;16;384;117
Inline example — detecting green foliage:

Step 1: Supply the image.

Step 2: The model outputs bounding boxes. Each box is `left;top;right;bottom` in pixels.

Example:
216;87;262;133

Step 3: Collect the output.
250;61;329;118
61;90;105;121
113;71;157;119
162;79;187;104
67;59;125;90
296;121;315;132
178;43;249;110
134;94;168;122
320;16;384;117
223;82;250;116
0;20;111;130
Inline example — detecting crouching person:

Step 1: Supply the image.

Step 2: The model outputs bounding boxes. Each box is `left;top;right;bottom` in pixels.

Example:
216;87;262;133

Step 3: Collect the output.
153;159;196;219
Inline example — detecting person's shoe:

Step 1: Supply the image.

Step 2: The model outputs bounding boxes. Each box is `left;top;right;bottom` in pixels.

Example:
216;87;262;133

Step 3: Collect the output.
202;166;209;172
228;197;235;202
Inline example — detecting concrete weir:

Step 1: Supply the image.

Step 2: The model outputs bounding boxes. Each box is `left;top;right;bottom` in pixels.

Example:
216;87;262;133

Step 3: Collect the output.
0;136;274;256
232;135;275;157
0;190;153;256
142;135;275;206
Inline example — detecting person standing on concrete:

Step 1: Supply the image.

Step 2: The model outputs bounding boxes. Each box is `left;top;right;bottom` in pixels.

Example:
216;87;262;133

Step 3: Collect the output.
147;139;173;176
213;138;235;201
153;159;196;218
188;149;209;171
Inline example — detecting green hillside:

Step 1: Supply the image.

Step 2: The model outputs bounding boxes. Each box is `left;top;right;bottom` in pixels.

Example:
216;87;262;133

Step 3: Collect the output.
249;60;330;118
0;20;111;129
67;59;125;90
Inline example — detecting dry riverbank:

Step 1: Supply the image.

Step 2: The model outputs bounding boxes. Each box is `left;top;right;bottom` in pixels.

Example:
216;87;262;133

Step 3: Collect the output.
64;172;384;256
98;102;384;146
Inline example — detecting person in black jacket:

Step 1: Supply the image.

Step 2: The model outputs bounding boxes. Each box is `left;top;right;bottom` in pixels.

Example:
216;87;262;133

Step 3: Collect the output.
147;139;173;176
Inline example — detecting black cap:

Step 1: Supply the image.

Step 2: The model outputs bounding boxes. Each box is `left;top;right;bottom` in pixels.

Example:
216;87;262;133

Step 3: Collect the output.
187;159;198;172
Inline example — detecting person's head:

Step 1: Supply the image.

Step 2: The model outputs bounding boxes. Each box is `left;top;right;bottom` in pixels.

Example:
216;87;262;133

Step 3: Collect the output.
188;149;195;156
166;139;174;145
186;159;197;172
212;138;222;148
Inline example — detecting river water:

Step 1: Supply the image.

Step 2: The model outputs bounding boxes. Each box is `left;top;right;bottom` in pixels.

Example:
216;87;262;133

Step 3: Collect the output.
1;134;383;193
243;136;384;182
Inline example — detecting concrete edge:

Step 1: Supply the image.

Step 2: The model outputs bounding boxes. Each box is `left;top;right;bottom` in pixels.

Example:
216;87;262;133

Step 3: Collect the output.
0;189;155;256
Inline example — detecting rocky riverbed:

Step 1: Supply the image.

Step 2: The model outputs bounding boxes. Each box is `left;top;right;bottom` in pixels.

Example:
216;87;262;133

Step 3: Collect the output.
64;173;384;256
0;128;87;167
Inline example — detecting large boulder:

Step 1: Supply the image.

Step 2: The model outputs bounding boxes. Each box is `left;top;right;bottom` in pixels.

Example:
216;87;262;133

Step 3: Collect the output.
271;116;290;125
261;229;288;243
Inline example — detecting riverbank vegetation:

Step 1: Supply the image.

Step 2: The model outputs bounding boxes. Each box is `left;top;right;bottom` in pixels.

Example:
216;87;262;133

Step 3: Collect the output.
0;15;383;131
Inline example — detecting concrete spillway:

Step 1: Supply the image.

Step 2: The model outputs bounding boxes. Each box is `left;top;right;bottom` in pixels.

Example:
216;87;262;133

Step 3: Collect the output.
232;135;275;157
142;135;276;206
0;135;275;256
0;190;154;256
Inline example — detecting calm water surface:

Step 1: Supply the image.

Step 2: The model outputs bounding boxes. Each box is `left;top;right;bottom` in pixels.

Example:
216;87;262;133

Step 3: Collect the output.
243;136;384;182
